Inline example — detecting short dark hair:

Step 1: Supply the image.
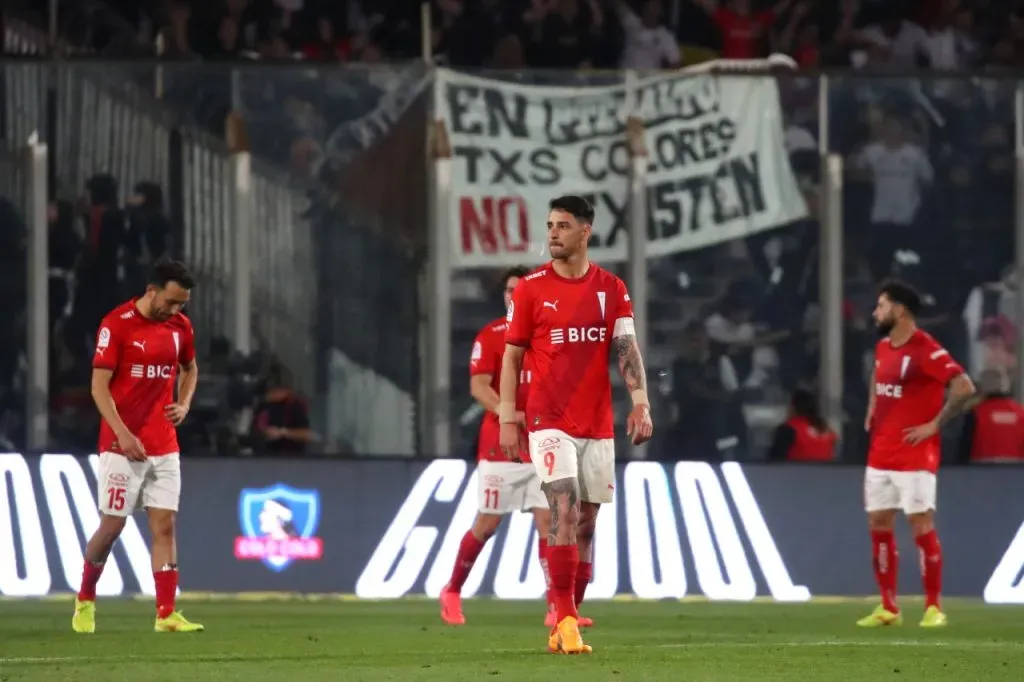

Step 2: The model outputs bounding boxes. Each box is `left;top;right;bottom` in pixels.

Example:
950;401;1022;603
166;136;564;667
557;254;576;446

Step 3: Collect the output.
150;259;196;290
549;195;595;225
879;278;921;317
500;266;530;291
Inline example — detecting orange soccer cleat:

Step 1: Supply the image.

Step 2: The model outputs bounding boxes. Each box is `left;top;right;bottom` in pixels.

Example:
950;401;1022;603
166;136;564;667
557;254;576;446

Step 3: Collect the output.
547;617;592;655
439;588;465;626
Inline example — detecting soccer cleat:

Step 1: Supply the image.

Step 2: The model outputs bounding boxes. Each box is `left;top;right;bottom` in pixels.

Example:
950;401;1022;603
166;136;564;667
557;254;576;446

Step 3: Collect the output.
72;598;96;634
919;605;948;628
545;607;593;628
154;611;204;633
440;588;465;626
856;605;903;627
547;616;592;654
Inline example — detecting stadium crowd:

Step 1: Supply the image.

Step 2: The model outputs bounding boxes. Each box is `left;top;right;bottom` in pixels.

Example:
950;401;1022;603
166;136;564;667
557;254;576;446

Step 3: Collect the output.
2;0;1024;462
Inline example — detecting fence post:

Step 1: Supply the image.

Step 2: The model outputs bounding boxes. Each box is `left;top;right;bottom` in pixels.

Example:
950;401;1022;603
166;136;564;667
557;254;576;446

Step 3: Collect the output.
626;111;649;461
425;118;453;457
24;137;49;450
227;113;252;356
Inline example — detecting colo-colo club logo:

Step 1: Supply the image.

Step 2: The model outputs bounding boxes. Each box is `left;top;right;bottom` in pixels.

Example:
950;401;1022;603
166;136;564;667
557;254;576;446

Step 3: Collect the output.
358;460;811;601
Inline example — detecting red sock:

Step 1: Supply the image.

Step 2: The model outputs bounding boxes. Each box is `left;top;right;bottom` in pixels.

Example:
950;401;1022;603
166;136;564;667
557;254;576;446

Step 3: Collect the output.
446;532;486;593
915;530;943;609
575;561;592;608
77;561;105;602
154;568;178;619
871;530;899;613
547;544;579;622
538;538;552;607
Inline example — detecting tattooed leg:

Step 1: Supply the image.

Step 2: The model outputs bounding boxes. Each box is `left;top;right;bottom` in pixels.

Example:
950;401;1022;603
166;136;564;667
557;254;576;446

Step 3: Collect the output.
577;502;599;562
543;478;580;547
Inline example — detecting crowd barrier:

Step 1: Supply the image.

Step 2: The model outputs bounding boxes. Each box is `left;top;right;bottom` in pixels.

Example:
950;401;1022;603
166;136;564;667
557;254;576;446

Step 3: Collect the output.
2;454;1022;603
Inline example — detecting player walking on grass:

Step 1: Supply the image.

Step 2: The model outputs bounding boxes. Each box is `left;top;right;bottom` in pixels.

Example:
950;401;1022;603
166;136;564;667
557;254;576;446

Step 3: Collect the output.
441;266;592;627
73;261;204;634
499;196;653;654
859;280;975;629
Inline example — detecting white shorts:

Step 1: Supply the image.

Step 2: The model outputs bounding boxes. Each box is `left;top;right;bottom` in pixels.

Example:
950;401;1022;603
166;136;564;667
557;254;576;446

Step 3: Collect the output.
528;429;616;504
97;452;181;516
863;466;937;515
477;460;547;514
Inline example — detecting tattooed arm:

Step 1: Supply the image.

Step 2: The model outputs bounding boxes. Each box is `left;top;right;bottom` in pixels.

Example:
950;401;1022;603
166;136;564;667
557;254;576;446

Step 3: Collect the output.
612;332;654;444
934;374;976;428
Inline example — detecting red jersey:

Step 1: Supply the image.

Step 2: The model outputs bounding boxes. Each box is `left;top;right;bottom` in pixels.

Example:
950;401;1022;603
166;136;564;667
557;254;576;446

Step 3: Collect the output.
784;416;836;462
470;317;532;462
713;9;774;59
868;330;964;473
93;299;196;457
505;263;633;439
968;397;1024;463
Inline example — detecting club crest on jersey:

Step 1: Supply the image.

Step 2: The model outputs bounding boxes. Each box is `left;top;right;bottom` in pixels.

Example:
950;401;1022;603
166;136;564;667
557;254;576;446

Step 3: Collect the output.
234;484;324;572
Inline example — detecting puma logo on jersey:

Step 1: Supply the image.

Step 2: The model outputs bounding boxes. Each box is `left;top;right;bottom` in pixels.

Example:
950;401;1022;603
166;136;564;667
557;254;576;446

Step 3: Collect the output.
132;340;147;352
543;301;558;311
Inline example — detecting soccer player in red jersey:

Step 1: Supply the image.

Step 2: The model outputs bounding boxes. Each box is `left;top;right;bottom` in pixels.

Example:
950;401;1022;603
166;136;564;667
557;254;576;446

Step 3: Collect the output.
72;261;204;634
499;196;653;654
858;280;975;628
441;267;594;627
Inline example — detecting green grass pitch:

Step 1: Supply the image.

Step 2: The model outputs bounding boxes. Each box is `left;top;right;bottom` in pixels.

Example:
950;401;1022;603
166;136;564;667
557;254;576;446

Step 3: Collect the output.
2;598;1023;681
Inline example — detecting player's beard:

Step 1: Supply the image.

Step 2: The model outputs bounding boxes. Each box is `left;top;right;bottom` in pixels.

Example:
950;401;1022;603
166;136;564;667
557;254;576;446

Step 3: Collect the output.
876;318;895;337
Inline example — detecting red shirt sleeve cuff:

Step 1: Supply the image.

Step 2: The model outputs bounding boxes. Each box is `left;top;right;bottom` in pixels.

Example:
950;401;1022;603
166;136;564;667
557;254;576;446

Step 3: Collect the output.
505;338;528;347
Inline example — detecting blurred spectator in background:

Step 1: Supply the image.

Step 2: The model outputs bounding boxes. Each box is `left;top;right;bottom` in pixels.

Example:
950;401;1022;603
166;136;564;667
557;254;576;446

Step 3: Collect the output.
696;0;796;60
125;181;172;294
666;321;745;460
767;388;837;462
957;369;1024;464
251;364;313;454
47;199;82;364
617;0;680;70
962;266;1019;380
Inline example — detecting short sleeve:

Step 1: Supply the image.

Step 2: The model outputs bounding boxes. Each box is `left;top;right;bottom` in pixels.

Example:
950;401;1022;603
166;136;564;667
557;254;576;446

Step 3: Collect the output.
612;277;635;339
470;328;499;376
918;341;964;384
178;317;196;364
92;318;123;371
505;284;534;347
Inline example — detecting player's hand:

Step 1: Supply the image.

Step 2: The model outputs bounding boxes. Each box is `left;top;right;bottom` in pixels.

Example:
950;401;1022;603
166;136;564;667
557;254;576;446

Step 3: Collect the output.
164;403;189;426
903;420;939;445
499;422;522;460
864;412;873;432
115;431;146;461
627;404;654;445
505;412;527;462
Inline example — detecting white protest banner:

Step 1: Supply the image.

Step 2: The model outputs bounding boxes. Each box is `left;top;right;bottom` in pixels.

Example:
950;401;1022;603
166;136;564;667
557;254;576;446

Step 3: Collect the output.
435;63;808;269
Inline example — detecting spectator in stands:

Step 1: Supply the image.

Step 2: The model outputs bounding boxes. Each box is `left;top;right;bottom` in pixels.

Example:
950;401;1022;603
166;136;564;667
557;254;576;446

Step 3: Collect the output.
125;182;171;294
957;369;1024;464
616;0;680;70
47;200;81;347
962;266;1019;379
73;174;124;348
159;0;195;58
666;321;745;461
696;0;797;60
0;196;26;397
849;111;933;283
856;5;930;68
774;1;816;67
251;364;314;454
922;1;978;70
766;388;837;462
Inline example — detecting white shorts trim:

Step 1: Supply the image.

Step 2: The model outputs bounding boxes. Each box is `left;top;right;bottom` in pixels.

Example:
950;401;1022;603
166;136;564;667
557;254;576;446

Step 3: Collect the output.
97;452;181;516
863;466;936;515
476;460;546;514
528;429;616;504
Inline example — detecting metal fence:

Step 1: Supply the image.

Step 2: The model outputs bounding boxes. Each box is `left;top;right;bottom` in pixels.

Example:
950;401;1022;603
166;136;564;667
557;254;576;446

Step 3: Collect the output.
2;51;1022;462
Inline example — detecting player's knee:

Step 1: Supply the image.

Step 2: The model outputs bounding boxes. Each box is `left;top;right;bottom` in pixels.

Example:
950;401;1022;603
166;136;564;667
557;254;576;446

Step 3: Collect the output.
907;512;934;536
148;511;176;540
98;513;127;536
867;511;896;531
471;514;501;540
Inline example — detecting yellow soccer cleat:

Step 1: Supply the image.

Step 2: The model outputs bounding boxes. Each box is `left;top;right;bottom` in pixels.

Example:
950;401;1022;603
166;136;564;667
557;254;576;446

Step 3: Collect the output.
856;604;903;628
72;598;96;634
154;611;205;633
547;616;592;654
919;605;948;628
